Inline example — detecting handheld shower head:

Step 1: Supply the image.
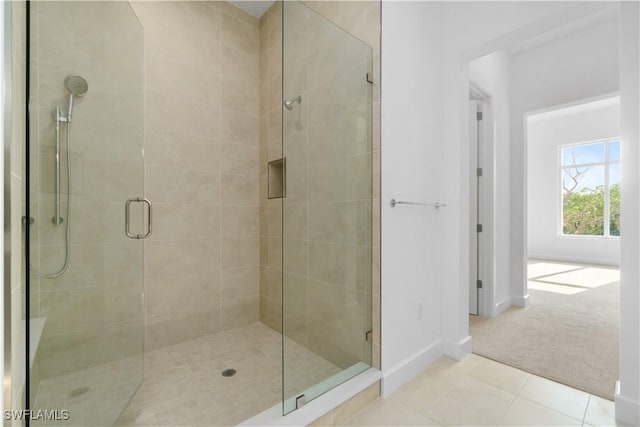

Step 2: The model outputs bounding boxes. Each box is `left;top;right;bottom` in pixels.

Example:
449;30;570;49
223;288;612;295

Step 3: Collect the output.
64;75;88;121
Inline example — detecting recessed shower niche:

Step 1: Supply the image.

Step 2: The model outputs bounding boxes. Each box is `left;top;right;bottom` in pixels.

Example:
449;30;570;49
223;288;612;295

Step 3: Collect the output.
268;158;285;199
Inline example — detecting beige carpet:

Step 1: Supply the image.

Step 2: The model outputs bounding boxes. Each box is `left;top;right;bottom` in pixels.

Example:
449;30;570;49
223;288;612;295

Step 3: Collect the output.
469;261;619;400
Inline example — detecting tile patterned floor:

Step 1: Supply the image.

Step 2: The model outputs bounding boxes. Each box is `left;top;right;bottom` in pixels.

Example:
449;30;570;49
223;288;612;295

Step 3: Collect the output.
33;338;627;427
342;354;629;427
32;322;341;426
32;356;142;427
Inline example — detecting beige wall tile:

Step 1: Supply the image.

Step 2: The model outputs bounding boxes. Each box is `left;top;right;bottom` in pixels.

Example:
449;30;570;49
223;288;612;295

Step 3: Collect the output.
152;203;220;242
222;77;260;116
222;174;260;206
222;206;260;238
221;110;260;145
221;142;261;175
222;236;261;268
146;311;220;351
145;271;220;317
308;410;333;427
221;266;260;299
332;382;380;425
221;295;260;330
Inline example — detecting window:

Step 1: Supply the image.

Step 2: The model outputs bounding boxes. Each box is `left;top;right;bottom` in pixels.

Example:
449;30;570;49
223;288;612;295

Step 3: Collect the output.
560;139;620;237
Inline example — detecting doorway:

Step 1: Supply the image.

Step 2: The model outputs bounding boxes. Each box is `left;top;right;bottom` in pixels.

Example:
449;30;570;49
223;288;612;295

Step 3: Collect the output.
465;4;622;401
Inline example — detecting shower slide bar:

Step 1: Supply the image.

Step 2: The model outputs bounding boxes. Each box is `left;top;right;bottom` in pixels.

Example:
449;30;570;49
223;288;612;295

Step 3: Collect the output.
390;199;447;209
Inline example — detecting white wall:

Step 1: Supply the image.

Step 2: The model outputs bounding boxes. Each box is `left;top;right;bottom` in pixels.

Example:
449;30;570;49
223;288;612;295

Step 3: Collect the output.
616;2;640;424
379;1;639;422
380;0;616;394
510;16;619;302
527;100;620;265
380;1;444;395
468;51;512;316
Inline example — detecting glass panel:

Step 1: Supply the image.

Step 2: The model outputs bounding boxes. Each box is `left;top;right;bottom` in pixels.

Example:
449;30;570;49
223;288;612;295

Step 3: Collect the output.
28;2;144;425
562;166;605;235
609;140;621;161
282;1;373;414
562;142;605;166
610;163;621;236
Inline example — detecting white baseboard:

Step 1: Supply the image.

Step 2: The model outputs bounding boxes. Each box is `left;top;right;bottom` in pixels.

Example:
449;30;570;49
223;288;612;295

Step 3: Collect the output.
511;294;529;307
381;340;442;397
615;381;640;426
492;296;511;317
443;335;472;360
527;253;619;267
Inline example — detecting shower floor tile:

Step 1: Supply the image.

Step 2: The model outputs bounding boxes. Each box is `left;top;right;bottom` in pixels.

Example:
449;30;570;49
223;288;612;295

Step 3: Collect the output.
119;322;341;426
33;322;340;427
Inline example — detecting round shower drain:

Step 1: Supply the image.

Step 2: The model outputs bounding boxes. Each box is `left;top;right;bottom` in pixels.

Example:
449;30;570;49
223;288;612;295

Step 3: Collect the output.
221;368;237;377
68;387;90;397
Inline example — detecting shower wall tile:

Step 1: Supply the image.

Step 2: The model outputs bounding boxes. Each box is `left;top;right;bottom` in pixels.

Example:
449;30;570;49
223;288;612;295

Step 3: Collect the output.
145;271;220;318
221;143;261;175
221;206;260;238
146;52;222;107
144;239;220;280
146;167;221;205
221;110;260;145
145;310;220;352
221;237;261;269
221;266;260;299
220;295;260;331
139;1;259;348
151;203;221;241
221;174;259;206
221;78;260;116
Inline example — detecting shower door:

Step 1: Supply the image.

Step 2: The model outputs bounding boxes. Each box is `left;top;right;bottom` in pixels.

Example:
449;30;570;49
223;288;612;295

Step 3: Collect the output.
282;1;374;414
27;2;145;425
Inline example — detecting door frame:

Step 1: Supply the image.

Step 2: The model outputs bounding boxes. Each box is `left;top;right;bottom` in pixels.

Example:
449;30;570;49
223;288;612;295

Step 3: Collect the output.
468;82;493;318
2;0;15;422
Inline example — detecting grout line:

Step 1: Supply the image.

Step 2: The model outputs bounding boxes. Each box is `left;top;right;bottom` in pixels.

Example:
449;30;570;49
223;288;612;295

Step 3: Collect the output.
516;394;585;424
582;394;592;424
515;372;531;394
496;391;518;427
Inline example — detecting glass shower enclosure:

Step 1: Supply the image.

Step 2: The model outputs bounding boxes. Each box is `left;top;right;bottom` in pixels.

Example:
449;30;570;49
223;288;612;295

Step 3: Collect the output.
23;0;375;424
281;1;374;414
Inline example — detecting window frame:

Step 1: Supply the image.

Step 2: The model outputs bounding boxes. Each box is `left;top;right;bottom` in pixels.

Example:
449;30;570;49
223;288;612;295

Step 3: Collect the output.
558;138;620;238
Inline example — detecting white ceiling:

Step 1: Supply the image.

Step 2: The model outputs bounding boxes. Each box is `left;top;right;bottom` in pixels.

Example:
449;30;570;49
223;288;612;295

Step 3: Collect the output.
507;5;618;55
227;0;275;18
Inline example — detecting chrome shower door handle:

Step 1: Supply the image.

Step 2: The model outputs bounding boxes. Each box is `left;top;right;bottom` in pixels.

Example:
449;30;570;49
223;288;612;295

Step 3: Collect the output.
125;197;153;239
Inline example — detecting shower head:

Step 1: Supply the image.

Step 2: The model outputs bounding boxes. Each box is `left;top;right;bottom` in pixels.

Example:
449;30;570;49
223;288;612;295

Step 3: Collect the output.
283;95;302;111
64;75;88;96
64;75;88;121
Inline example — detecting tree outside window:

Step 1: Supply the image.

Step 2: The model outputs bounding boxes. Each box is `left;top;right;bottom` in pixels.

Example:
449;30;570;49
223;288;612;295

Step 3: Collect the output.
561;139;620;237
